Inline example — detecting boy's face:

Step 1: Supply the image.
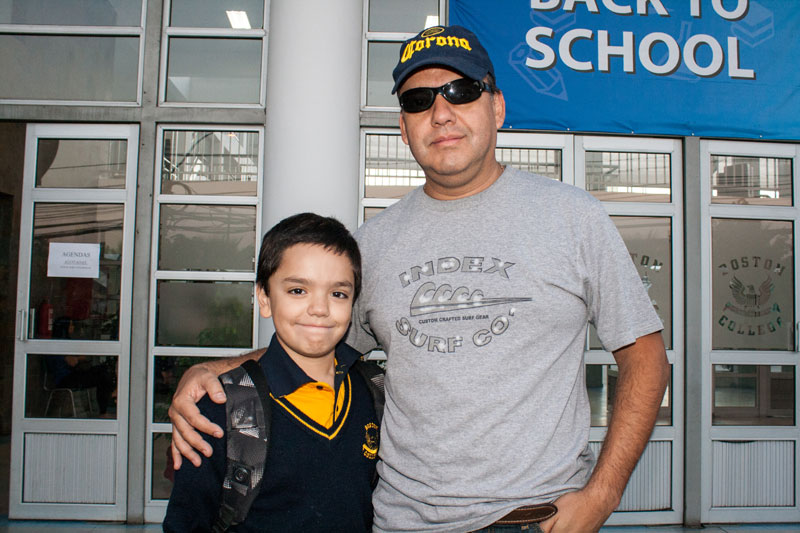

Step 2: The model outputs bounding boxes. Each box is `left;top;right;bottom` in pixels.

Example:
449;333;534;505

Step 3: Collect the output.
256;243;355;365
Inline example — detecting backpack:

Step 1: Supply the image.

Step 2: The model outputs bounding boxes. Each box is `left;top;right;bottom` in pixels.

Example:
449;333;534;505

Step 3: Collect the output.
211;358;385;533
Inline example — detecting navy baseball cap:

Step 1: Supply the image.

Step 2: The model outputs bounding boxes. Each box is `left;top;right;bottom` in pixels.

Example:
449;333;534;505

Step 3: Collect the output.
391;25;495;94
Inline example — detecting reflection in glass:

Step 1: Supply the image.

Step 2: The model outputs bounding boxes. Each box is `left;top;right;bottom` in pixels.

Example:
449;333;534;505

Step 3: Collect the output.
152;433;174;500
586;364;672;426
153;356;212;423
713;365;794;426
25;354;118;419
712;219;794;350
161;130;259;196
159;205;256;271
496;147;562;181
711;155;792;206
156;281;253;347
166;38;261;104
0;0;142;26
36;139;127;189
585;151;671;202
364;207;384;222
589;217;671;350
368;0;438;32
170;0;264;29
0;35;139;102
28;203;124;341
367;42;401;107
364;134;424;199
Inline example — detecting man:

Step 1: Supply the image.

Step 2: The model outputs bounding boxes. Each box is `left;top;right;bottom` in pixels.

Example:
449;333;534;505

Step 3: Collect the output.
169;25;669;533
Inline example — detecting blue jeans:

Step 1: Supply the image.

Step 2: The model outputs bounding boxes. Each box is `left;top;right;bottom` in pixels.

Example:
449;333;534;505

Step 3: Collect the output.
471;524;545;533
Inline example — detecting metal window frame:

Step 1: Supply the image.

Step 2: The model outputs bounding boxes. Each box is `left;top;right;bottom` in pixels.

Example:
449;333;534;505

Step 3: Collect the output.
0;2;147;106
357;130;686;523
158;0;269;108
699;139;800;524
361;0;447;111
576;135;685;525
144;123;264;519
9;122;140;520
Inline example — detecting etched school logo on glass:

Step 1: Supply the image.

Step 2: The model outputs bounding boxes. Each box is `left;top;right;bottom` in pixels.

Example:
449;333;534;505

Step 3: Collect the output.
716;256;785;337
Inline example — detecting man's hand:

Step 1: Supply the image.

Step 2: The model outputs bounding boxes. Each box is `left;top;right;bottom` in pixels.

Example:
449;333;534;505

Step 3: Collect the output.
541;486;618;533
168;350;264;469
168;364;226;469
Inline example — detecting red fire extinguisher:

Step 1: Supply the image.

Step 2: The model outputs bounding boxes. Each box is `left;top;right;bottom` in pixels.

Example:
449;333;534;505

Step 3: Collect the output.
38;301;53;339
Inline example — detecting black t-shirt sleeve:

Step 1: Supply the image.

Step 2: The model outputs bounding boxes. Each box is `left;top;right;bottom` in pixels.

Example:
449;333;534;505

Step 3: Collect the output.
163;396;227;532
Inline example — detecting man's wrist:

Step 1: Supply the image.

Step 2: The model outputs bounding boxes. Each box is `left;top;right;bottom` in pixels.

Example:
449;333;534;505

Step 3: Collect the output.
581;478;623;514
201;349;264;377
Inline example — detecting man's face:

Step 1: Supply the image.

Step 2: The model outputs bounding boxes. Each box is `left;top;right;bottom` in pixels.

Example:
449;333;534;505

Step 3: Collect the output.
257;243;355;366
398;67;505;200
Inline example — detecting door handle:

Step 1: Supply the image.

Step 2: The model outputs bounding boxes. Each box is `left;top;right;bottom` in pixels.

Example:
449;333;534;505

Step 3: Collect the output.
18;309;27;341
795;321;799;353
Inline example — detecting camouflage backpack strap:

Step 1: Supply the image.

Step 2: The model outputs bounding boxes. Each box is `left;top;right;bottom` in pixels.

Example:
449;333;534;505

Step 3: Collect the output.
212;359;272;533
353;360;385;424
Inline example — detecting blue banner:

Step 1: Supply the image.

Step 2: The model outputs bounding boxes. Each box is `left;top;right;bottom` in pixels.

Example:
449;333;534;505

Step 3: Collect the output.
450;1;800;140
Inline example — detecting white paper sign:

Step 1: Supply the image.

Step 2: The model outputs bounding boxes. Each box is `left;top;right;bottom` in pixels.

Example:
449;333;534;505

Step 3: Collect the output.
47;242;101;279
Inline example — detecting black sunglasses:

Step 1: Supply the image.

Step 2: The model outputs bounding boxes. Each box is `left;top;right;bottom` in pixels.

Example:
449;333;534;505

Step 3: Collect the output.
398;78;493;113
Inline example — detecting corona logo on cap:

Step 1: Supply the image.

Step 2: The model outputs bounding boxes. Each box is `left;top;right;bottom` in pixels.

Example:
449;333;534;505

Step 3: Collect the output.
400;26;473;64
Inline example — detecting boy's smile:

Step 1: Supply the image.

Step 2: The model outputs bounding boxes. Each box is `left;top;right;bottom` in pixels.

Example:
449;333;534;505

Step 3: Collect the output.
257;243;355;381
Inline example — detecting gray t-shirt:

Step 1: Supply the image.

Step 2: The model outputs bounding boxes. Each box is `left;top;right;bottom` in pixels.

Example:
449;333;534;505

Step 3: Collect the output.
348;167;663;532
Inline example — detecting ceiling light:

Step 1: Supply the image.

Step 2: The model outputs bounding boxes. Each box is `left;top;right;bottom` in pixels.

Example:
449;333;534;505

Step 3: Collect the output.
226;10;251;29
424;15;439;28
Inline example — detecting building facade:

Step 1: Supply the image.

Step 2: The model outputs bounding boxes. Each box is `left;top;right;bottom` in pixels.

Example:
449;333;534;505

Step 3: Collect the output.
0;0;797;526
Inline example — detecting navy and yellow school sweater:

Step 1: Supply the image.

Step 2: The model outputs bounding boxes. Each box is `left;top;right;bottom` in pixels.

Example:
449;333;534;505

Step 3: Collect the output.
163;335;379;532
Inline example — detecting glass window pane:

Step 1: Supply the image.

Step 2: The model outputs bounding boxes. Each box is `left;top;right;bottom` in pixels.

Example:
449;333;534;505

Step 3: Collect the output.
367;42;400;107
158;205;256;272
711;155;792;206
166;38;261;104
713;365;795;426
152;433;174;500
170;0;264;29
153;356;212;423
589;216;672;349
0;0;142;26
36;139;127;189
156;280;253;347
368;0;438;32
25;354;118;419
0;35;139;102
712;219;794;350
587;364;672;426
364;134;424;199
585;151;671;202
496;147;562;181
161;130;259;196
29;203;124;341
364;207;384;221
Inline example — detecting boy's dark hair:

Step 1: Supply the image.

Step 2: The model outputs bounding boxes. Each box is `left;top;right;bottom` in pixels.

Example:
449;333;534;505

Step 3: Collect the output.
256;212;362;301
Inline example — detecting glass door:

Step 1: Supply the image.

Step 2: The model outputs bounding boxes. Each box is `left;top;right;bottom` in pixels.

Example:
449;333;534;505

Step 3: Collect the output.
700;139;799;523
10;124;138;520
576;136;684;525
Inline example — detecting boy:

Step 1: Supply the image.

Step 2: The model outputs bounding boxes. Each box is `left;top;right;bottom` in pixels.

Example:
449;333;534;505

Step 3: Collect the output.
163;213;380;532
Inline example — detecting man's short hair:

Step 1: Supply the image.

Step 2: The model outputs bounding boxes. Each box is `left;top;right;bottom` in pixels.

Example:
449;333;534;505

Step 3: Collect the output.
256;212;362;301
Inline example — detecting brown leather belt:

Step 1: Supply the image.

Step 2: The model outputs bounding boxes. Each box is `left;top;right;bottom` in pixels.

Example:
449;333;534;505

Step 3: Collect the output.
492;503;558;525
